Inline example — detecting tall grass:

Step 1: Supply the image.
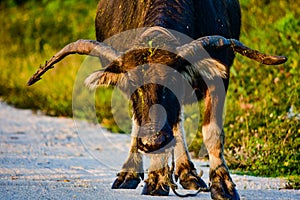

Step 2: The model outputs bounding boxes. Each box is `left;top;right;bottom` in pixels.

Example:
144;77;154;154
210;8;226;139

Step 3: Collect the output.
0;0;299;181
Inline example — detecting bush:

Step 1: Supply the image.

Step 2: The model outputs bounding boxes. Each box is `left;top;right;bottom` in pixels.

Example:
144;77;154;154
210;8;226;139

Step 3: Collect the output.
223;0;300;177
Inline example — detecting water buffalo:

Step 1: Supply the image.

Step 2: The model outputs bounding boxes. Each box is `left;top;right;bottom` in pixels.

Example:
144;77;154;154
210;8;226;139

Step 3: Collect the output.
28;0;287;199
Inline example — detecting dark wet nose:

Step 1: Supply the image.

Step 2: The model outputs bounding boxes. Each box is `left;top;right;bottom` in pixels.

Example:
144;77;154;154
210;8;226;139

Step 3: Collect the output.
137;122;175;153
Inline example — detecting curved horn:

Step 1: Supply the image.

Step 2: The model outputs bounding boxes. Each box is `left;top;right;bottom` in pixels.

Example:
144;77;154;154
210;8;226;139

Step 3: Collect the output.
176;35;287;65
27;39;122;86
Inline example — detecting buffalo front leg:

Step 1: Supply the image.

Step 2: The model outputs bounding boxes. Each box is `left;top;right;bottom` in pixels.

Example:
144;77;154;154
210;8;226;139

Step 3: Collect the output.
202;82;239;200
173;111;207;190
112;121;144;189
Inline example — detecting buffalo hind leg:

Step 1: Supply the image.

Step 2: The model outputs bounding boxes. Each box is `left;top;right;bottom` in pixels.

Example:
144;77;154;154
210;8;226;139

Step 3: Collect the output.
142;152;173;196
203;82;239;200
112;136;144;189
173;113;208;190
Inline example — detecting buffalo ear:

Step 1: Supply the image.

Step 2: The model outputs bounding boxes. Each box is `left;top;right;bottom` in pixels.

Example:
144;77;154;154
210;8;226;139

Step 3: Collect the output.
84;69;124;89
84;61;126;89
180;58;227;85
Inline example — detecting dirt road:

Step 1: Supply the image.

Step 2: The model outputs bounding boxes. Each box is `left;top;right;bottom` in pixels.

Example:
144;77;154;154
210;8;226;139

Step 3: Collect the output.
0;102;298;199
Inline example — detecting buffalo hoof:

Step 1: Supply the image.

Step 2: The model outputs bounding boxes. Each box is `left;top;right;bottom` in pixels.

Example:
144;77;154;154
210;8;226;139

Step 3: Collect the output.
210;181;239;200
142;182;170;196
210;166;240;200
111;172;142;189
176;160;208;190
179;174;208;190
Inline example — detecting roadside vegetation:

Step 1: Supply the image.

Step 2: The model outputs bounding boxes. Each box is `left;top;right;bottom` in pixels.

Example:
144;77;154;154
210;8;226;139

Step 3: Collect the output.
0;0;299;186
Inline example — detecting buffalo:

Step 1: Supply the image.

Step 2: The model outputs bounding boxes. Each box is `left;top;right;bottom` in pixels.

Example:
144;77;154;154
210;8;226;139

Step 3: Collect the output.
28;0;287;199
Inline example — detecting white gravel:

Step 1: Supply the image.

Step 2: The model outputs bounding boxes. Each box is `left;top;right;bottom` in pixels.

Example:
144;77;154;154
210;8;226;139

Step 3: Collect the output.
0;102;299;200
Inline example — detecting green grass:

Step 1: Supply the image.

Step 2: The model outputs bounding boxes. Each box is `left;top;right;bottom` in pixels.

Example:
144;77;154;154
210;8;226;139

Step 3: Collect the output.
0;0;299;183
223;0;300;179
